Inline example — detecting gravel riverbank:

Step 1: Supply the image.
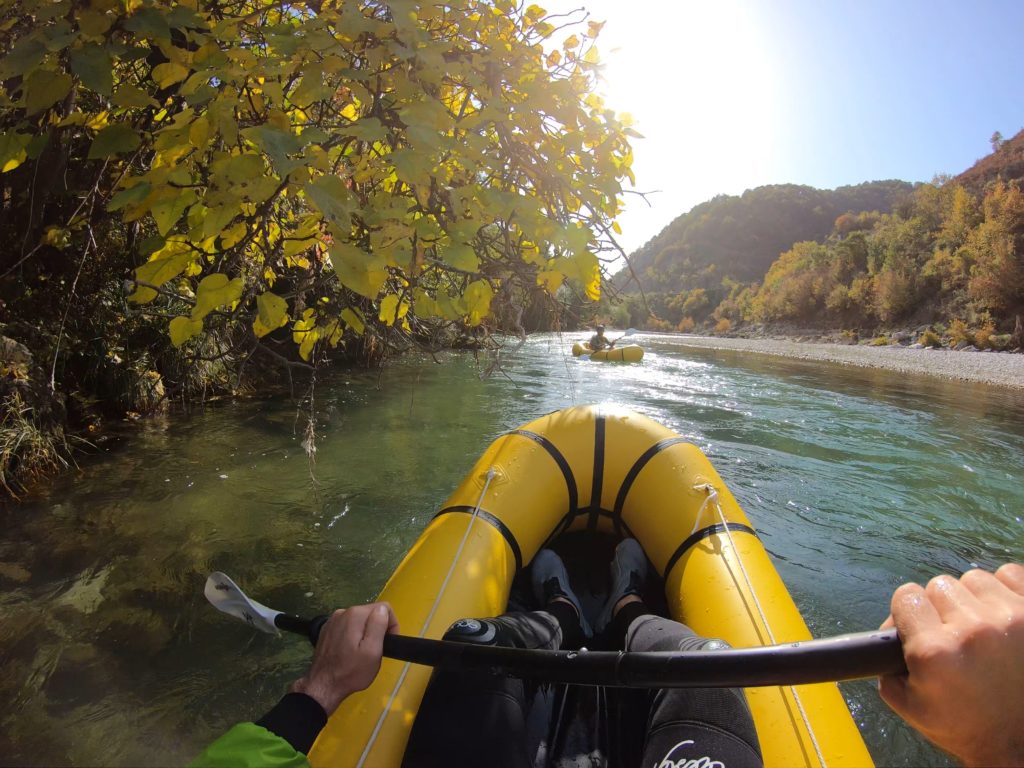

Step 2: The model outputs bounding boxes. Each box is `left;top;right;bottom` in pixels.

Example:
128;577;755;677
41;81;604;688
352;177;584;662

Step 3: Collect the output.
672;335;1024;390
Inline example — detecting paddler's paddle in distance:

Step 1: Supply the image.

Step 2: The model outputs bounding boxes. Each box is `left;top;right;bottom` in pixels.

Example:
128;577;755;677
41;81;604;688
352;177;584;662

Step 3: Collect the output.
205;571;906;688
580;328;637;360
611;327;638;345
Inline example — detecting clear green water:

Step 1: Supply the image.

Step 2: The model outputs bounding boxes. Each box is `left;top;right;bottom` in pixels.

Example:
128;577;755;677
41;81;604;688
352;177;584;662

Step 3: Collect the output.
2;331;1023;767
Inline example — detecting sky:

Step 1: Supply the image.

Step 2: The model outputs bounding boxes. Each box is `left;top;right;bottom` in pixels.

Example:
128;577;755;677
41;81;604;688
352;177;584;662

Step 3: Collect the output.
543;0;1024;255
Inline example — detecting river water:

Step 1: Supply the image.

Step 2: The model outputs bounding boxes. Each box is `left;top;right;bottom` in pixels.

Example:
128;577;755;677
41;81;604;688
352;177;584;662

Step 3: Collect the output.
2;331;1023;767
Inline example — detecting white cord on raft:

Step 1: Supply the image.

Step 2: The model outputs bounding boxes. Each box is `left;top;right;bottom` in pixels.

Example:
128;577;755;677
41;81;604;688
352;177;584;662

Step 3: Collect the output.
357;467;498;767
695;482;828;768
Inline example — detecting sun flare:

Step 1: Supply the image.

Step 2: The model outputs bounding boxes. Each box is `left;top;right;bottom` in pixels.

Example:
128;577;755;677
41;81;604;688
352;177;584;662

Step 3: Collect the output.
545;1;785;250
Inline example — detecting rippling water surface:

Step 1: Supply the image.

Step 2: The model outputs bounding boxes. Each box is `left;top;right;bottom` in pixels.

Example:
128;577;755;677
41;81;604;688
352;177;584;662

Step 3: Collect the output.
3;332;1023;766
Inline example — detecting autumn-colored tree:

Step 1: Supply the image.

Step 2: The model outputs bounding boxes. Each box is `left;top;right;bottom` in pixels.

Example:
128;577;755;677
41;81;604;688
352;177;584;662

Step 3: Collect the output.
3;0;633;356
966;181;1024;315
0;0;635;489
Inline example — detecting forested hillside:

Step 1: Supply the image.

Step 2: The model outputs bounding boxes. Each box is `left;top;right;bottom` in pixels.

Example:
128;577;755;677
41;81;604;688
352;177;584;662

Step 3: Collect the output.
613;131;1024;343
613;181;913;325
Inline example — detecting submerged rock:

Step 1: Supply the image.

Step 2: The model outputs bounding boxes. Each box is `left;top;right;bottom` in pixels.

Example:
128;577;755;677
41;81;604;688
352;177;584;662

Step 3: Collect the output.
0;562;31;583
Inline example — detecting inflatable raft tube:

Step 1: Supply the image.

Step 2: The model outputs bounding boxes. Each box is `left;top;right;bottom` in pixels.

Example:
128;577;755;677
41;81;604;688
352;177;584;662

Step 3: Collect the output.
572;342;645;361
309;405;873;767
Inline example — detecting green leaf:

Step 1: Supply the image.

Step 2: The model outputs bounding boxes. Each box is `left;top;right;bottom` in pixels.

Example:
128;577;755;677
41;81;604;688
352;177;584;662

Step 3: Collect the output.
390;148;434;187
88;124;142;159
290;65;332;106
166;5;203;29
77;9;114;37
222;154;264;184
206;153;278;202
151;188;196;235
254;291;289;337
152;62;189;89
305;175;353;226
107;181;151;211
442;242;479;272
113;85;156;108
345;118;386;143
169;315;203;347
70;44;113;96
41;20;76;51
123;7;171;40
413;288;442;318
24;69;73;115
191;273;244;321
241;124;304;174
202;203;238;239
0;132;32;173
37;0;71;21
0;38;47;79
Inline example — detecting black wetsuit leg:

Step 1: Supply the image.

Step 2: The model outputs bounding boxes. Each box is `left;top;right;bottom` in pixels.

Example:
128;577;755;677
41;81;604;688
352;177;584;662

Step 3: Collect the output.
620;609;764;768
401;607;578;768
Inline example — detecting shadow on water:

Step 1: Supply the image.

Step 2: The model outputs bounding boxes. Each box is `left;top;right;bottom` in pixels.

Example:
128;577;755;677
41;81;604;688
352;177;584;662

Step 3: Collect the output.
2;332;1023;766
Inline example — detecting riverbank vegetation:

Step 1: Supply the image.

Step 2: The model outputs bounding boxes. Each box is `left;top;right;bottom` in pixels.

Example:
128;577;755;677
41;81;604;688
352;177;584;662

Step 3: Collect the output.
0;0;634;494
614;131;1024;350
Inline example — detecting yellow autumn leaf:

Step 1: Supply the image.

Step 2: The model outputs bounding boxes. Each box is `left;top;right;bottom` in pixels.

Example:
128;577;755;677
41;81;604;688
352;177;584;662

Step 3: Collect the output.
191;273;244;321
255;290;289;337
129;240;194;303
152;62;190;89
341;307;365;335
220;222;247;249
0;133;31;174
298;327;319;360
413;288;441;318
329;244;388;299
463;280;493;325
292;308;315;345
169;315;203;347
378;294;409;325
536;269;563;294
189;116;211;148
252;314;274;338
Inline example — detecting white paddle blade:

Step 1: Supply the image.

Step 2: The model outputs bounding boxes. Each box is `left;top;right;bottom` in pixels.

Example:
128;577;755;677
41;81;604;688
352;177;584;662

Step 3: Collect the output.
204;572;281;636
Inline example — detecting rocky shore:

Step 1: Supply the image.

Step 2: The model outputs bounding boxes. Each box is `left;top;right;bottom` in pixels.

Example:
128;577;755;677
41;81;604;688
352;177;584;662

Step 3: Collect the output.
671;334;1024;390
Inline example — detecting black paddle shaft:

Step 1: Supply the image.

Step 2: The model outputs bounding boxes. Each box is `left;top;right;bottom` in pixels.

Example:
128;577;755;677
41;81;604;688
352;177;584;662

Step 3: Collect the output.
273;613;905;689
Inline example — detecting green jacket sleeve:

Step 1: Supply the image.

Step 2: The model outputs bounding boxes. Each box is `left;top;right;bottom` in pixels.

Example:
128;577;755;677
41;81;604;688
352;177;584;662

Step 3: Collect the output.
190;722;310;768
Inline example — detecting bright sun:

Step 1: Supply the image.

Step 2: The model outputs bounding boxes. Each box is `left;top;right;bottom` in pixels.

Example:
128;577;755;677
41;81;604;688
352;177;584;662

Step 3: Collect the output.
543;1;785;251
